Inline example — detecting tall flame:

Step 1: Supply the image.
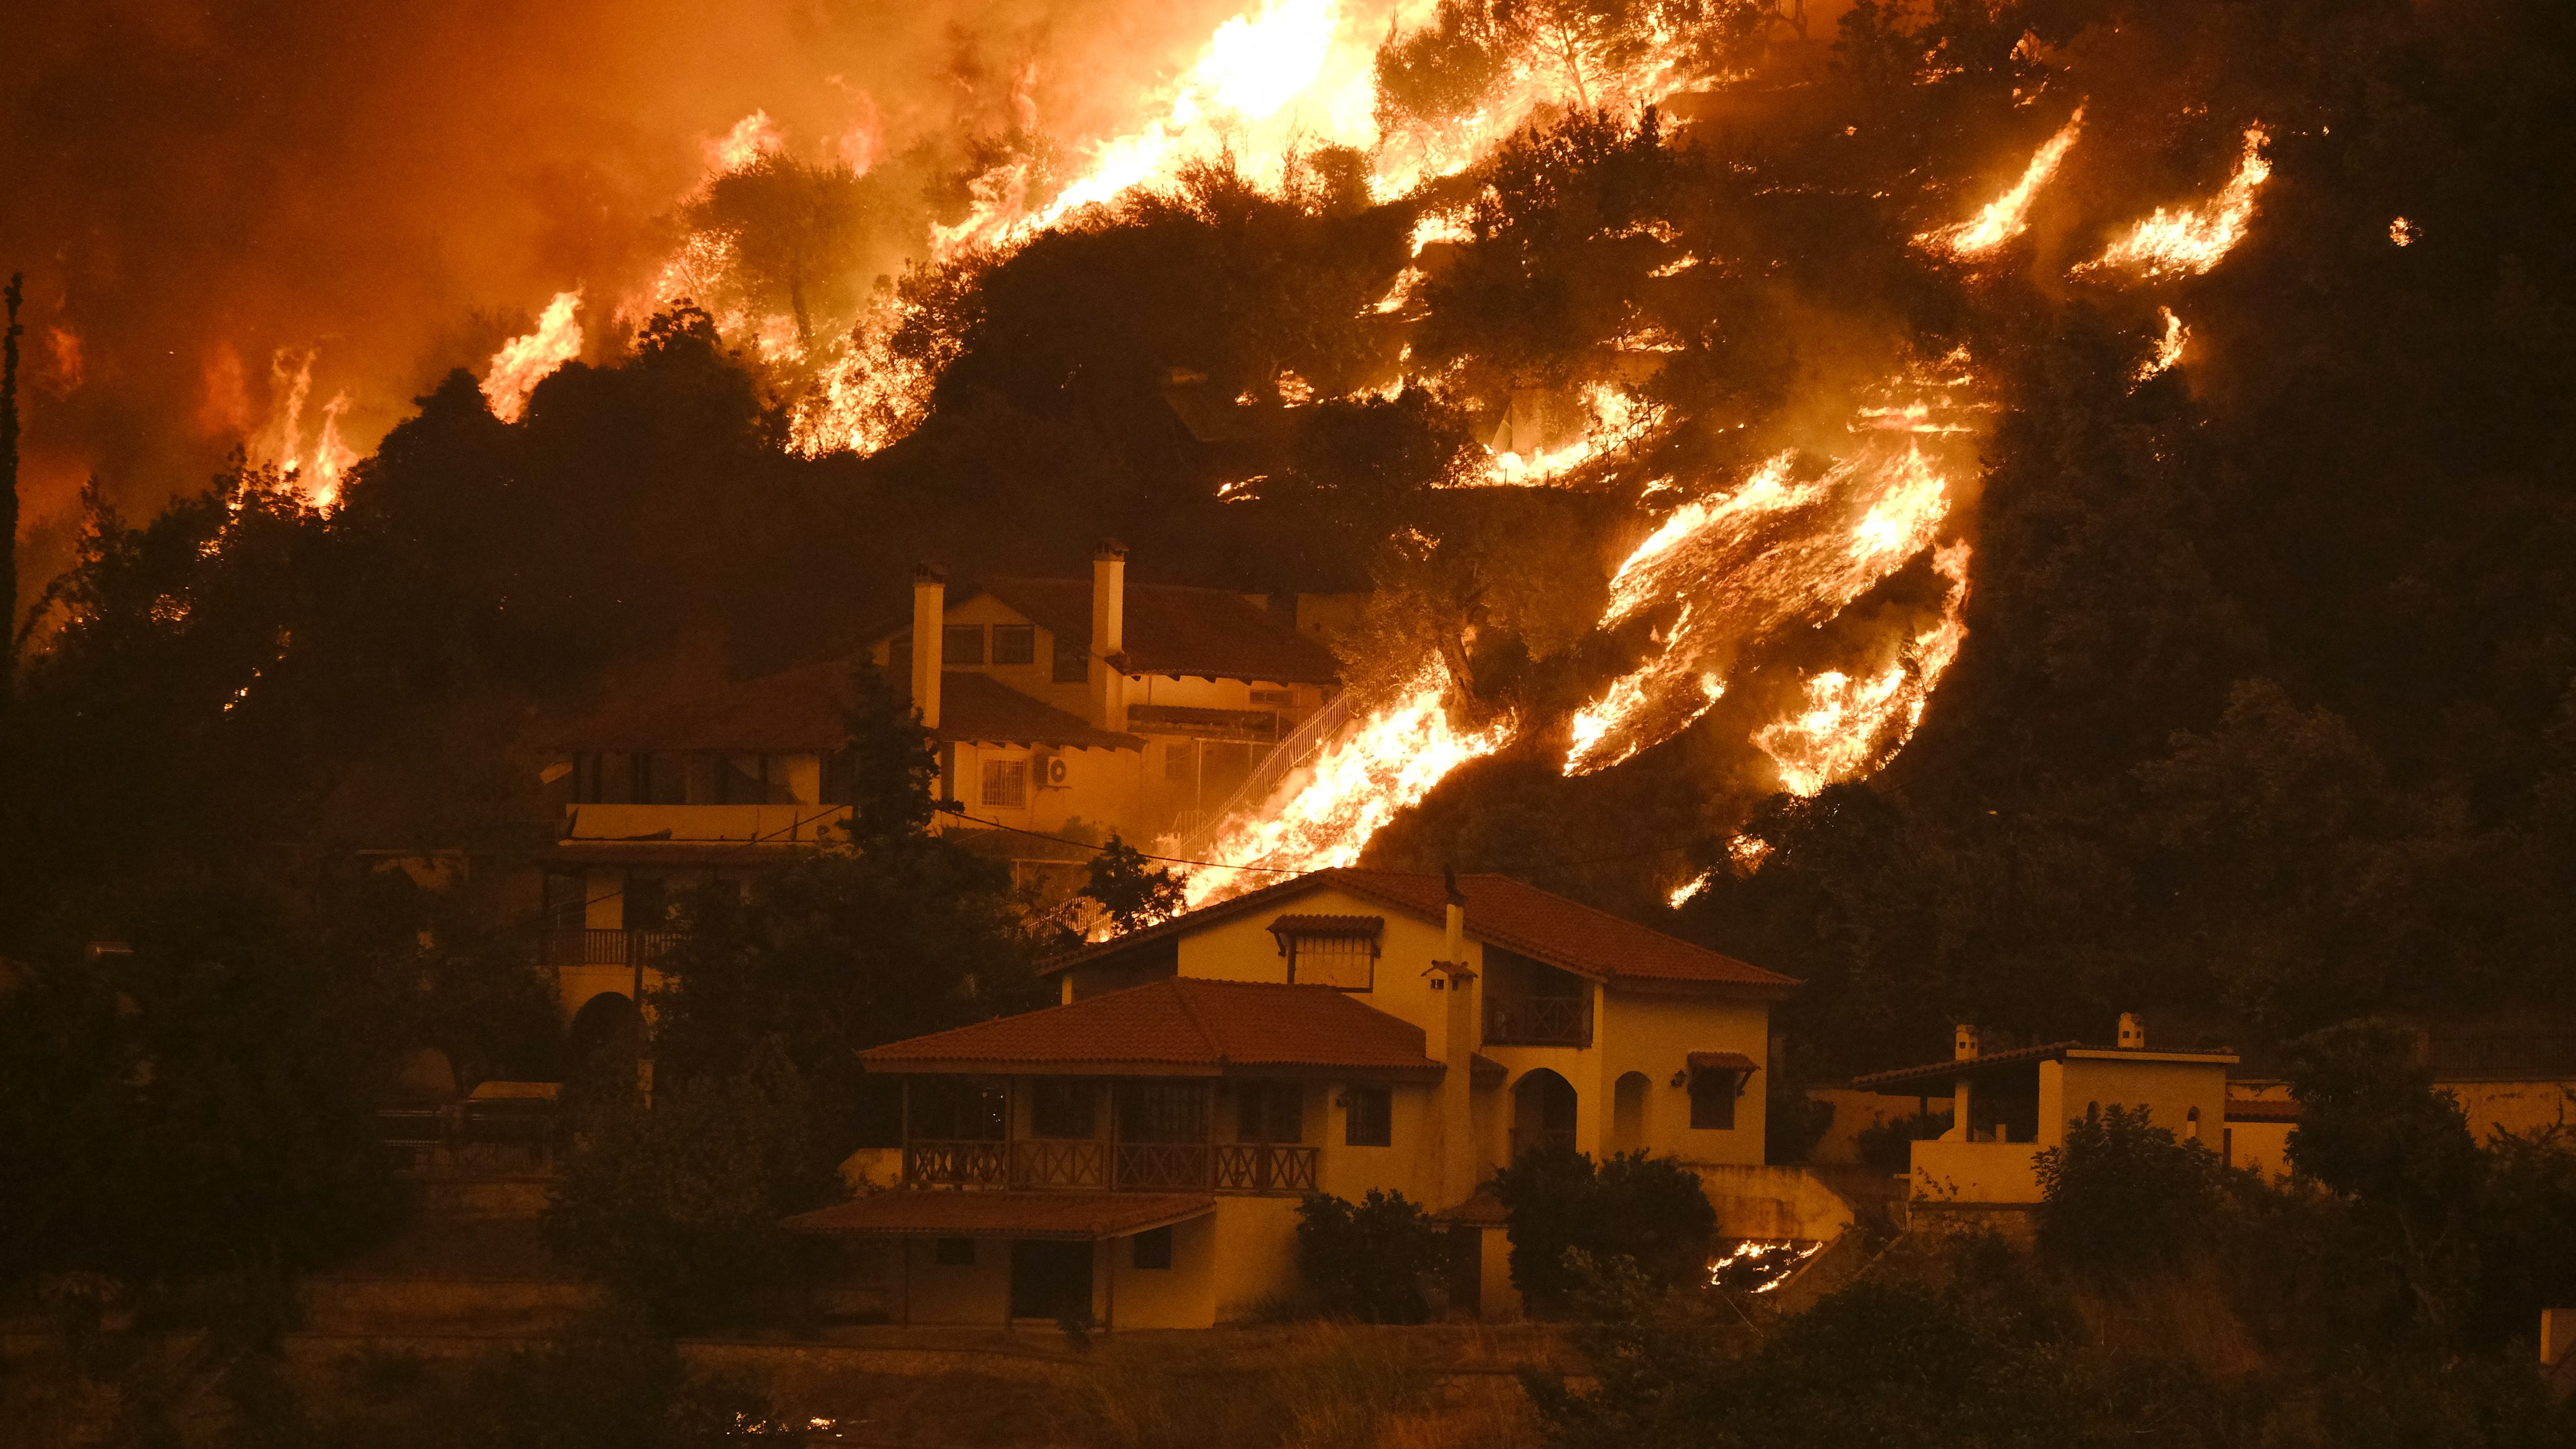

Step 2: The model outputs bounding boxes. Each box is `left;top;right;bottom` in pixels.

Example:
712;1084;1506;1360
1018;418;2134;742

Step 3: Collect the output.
1921;105;2085;259
2134;306;2188;383
2079;125;2270;280
481;290;584;424
1183;662;1513;906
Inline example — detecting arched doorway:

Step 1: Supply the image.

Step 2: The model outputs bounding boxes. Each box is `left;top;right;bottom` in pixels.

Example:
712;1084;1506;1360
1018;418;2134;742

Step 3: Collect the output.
563;991;642;1105
1511;1069;1577;1160
1611;1071;1650;1154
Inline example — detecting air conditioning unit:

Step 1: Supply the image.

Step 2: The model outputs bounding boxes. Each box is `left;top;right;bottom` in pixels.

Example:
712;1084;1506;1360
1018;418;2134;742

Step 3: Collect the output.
1034;749;1070;788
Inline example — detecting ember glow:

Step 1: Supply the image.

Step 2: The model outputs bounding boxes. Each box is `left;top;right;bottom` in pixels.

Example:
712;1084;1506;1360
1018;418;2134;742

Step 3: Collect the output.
1921;105;2085;259
2080;125;2271;280
1183;662;1513;905
480;290;585;424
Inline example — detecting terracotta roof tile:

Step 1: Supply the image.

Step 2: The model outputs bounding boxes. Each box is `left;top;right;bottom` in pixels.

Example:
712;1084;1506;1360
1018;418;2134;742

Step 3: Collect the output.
861;977;1444;1076
784;1191;1215;1239
980;577;1341;686
2225;1098;2304;1123
1043;869;1797;992
1851;1042;2084;1092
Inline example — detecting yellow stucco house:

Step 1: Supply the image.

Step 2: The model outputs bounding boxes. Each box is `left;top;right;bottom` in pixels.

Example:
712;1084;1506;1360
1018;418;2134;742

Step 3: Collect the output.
1853;1017;2239;1206
531;543;1350;1044
788;867;1800;1329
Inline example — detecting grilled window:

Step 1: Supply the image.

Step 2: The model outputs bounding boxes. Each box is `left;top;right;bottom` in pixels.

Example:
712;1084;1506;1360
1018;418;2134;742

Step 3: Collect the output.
1249;688;1294;708
993;625;1036;665
982;759;1028;808
1132;1226;1174;1270
1235;1081;1305;1144
1344;1086;1392;1147
1032;1079;1100;1139
1287;934;1376;990
943;624;985;665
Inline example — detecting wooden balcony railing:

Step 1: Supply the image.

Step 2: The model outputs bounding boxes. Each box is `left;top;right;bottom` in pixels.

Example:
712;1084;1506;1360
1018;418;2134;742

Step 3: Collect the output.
903;1138;1318;1194
1484;995;1592;1048
540;928;680;969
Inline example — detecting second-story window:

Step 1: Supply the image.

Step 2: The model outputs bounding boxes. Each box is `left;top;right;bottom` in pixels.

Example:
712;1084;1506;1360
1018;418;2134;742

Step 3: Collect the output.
1344;1086;1392;1147
1116;1083;1207;1143
982;759;1028;809
992;625;1036;665
943;624;985;665
1032;1079;1100;1139
1269;915;1382;991
1235;1081;1305;1143
909;1077;1007;1141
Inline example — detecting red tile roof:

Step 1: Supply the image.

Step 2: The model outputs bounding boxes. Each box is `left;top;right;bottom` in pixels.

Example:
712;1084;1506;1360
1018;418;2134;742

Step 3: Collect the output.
784;1191;1215;1239
979;577;1342;686
552;658;1140;752
860;977;1444;1077
1042;868;1797;993
1686;1052;1760;1073
1851;1042;2085;1092
2225;1098;2304;1123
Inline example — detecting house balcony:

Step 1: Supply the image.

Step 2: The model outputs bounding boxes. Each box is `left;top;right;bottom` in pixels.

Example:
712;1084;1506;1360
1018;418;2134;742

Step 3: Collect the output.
539;927;679;969
901;1138;1319;1195
562;803;848;847
1484;995;1593;1048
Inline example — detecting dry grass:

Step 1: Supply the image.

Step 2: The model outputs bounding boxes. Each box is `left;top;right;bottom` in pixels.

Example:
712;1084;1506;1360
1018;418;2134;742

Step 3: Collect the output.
1073;1321;1471;1449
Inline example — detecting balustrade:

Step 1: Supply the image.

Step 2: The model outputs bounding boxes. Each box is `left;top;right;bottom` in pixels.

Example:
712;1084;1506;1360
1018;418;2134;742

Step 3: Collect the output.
900;1137;1318;1194
1484;994;1593;1047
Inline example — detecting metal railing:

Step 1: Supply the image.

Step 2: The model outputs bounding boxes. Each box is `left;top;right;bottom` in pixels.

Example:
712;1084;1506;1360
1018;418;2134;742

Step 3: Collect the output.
903;1138;1318;1194
1172;693;1355;860
539;928;681;968
1484;995;1592;1047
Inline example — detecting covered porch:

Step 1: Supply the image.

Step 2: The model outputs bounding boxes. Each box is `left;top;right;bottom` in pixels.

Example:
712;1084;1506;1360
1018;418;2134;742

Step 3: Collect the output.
787;1191;1220;1330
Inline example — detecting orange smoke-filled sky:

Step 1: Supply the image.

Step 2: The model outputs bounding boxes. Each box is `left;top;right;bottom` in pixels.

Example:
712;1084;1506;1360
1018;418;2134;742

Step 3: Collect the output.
2;0;1250;542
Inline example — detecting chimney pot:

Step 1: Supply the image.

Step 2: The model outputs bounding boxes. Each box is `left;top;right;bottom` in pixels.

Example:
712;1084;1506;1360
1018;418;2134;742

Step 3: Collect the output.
2118;1012;2146;1050
1954;1023;1980;1061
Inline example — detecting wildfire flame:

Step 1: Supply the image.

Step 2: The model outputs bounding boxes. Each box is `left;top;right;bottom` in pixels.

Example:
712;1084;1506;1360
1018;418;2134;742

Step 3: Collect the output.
2079;125;2271;280
1182;661;1513;905
1752;542;1971;796
2134;306;2188;383
1921;105;2085;259
481;290;584;424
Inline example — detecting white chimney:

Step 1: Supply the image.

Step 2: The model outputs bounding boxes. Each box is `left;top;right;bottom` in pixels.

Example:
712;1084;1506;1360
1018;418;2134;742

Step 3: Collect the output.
1430;867;1477;1207
1954;1023;1980;1061
910;562;945;730
1444;867;1466;963
1091;540;1127;733
2118;1012;2146;1050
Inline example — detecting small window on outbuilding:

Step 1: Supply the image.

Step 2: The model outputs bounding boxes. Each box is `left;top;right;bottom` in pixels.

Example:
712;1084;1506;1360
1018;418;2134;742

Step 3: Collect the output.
934;1237;976;1267
1345;1086;1392;1147
992;625;1036;665
1132;1226;1174;1270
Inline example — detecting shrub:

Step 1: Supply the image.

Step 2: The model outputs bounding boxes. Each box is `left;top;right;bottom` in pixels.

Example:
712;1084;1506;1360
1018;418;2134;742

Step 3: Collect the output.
1854;1110;1950;1175
1294;1188;1443;1322
1764;1088;1836;1165
2033;1103;2221;1272
1491;1147;1717;1311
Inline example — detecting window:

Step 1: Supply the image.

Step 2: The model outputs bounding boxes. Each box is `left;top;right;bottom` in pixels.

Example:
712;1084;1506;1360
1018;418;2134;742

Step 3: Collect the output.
1236;1081;1304;1144
1117;1083;1207;1143
982;759;1028;808
943;624;985;665
1132;1226;1174;1270
1164;743;1194;783
1345;1087;1392;1147
1250;688;1294;708
992;625;1036;665
934;1238;976;1267
1689;1068;1739;1130
908;1078;1008;1141
1053;638;1088;683
1032;1079;1100;1139
1287;935;1376;990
